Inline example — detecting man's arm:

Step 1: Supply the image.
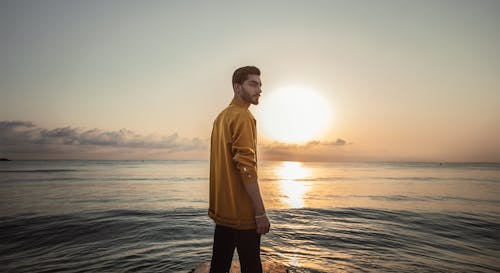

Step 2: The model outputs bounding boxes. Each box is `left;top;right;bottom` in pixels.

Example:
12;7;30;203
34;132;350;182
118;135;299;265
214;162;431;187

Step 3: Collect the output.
231;113;270;234
243;178;270;234
243;178;266;216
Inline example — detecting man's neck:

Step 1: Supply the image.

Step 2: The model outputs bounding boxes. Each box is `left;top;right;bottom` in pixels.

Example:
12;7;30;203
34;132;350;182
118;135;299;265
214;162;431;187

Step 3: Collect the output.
231;95;250;109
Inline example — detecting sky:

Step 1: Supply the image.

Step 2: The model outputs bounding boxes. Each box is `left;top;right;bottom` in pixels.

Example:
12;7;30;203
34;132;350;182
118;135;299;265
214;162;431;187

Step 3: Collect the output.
1;0;499;162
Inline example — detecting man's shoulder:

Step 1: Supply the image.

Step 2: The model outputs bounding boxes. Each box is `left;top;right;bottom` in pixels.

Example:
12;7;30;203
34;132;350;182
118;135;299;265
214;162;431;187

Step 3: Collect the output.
218;105;254;121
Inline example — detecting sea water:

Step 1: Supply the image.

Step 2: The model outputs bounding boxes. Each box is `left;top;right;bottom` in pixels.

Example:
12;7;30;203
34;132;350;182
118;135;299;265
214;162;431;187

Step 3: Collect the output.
1;160;499;272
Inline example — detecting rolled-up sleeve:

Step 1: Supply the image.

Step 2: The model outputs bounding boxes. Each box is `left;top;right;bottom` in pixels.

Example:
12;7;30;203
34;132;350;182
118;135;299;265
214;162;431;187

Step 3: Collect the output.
231;113;258;184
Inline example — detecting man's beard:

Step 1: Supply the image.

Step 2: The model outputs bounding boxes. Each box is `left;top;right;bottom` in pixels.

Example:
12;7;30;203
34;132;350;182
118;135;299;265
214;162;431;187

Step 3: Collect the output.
241;88;258;105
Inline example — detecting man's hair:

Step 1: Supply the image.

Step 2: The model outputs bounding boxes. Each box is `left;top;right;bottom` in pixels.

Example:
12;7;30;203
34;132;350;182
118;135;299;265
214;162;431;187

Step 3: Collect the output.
232;66;261;85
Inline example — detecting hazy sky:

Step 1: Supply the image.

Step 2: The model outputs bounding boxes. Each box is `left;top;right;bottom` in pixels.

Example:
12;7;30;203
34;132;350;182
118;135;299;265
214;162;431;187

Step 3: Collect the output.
1;0;499;162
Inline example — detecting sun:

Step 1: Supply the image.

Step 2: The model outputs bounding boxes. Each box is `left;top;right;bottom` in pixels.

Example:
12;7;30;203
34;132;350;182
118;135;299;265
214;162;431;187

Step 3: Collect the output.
255;86;333;144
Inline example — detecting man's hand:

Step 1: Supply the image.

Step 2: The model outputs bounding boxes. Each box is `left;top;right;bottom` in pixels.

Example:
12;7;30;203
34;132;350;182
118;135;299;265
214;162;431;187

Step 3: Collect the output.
255;214;271;234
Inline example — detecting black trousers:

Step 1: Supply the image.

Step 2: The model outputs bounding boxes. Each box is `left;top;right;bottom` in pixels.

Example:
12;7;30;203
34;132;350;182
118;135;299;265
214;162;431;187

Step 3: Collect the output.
209;224;262;273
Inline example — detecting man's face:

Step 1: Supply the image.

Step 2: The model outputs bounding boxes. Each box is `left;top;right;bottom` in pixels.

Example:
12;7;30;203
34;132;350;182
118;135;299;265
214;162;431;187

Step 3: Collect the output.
236;74;262;105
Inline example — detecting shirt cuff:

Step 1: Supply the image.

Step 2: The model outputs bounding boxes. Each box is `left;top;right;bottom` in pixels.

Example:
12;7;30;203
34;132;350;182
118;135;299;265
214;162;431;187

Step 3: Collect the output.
240;166;258;183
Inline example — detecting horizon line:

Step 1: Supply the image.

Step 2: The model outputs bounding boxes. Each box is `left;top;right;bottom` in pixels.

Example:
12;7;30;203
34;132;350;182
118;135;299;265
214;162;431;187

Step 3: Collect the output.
1;158;498;165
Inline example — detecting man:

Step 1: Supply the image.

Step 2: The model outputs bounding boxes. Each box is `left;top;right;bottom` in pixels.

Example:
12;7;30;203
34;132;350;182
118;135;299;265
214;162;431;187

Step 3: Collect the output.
208;66;270;273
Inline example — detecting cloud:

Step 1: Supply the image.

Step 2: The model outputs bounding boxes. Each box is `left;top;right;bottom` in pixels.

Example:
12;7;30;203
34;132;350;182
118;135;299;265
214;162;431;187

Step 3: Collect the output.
258;138;353;162
0;121;354;161
261;138;350;149
0;121;208;159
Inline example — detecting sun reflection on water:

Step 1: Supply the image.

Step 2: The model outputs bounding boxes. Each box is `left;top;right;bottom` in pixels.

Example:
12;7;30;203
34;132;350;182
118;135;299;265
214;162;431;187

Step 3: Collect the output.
275;161;312;209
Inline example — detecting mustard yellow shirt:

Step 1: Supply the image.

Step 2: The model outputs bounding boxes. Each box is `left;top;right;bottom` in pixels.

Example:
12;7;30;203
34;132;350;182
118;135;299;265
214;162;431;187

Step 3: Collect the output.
208;96;258;230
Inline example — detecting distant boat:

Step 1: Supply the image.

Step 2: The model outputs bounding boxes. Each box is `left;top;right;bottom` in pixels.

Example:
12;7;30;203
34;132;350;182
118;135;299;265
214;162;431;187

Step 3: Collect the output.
0;158;11;161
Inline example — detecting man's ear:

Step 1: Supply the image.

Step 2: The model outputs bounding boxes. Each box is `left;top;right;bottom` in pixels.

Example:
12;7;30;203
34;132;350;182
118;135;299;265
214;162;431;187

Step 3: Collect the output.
233;84;241;95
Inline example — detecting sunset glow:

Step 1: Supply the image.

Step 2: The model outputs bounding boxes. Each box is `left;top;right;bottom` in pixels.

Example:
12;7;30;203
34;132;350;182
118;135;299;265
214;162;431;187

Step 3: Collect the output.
276;161;312;208
257;87;333;144
0;1;498;163
0;2;499;273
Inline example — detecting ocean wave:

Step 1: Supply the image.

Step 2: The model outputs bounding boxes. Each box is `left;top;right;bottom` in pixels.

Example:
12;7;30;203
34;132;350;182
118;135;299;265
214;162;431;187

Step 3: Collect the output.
0;169;79;173
1;208;499;273
259;176;499;183
0;176;208;183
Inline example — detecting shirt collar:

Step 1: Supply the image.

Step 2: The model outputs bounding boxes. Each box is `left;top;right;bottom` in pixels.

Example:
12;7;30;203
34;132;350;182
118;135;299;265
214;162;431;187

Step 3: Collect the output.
229;96;250;109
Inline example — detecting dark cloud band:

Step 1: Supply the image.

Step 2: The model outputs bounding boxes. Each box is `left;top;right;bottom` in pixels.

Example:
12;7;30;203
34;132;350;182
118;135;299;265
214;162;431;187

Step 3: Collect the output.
0;120;208;158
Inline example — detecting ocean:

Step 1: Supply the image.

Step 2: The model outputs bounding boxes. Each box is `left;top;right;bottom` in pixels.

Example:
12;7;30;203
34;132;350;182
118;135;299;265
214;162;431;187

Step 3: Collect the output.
1;160;499;272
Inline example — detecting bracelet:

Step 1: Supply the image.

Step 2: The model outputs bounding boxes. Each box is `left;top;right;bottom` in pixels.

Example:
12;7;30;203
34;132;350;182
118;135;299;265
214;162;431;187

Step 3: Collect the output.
254;213;266;219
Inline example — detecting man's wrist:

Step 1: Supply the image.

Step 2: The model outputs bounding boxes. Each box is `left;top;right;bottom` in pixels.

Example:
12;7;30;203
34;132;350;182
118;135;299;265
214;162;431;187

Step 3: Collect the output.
254;212;266;219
